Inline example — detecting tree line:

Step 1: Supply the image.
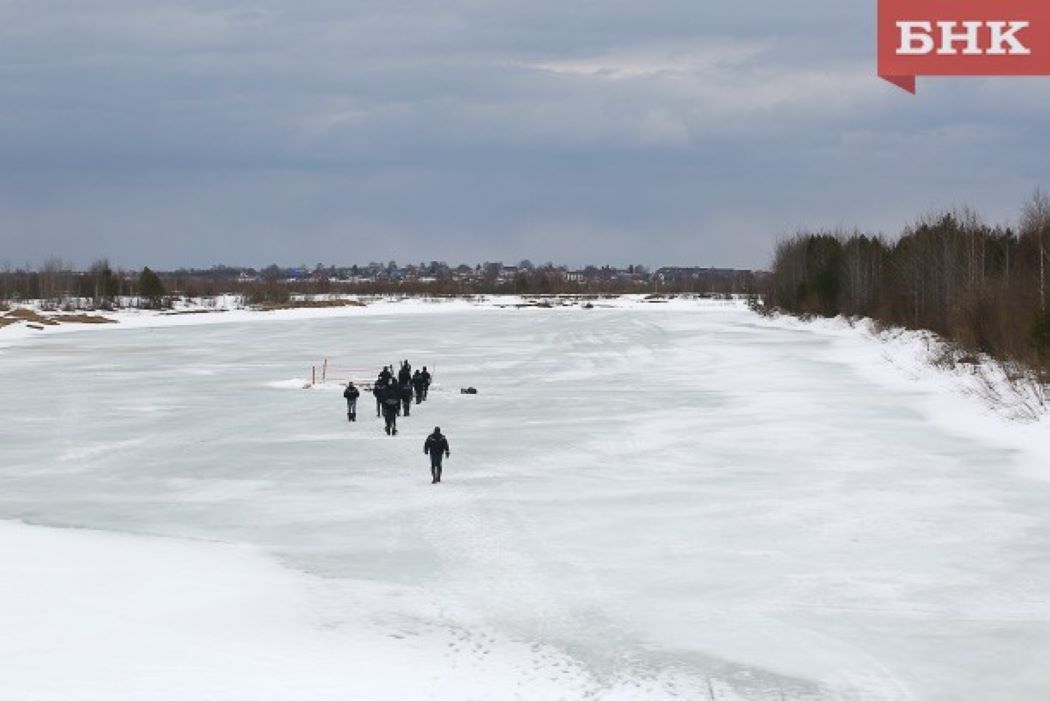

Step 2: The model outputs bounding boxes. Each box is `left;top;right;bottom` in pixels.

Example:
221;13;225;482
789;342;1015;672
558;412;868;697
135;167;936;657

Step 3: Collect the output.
1;261;760;308
764;191;1050;377
0;259;167;310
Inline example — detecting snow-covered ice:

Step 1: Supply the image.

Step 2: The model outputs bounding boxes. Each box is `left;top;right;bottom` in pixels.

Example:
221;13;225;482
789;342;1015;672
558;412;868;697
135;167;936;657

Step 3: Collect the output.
1;299;1049;700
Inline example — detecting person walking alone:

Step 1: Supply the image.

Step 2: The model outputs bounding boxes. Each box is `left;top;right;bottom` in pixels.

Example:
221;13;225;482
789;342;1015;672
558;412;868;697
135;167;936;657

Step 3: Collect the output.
343;381;360;422
424;427;450;484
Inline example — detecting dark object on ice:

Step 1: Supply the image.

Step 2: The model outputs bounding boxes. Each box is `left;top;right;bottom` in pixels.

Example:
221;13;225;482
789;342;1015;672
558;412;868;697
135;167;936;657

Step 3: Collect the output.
424;427;451;483
583;302;594;309
460;387;478;395
27;323;45;330
343;382;360;422
398;362;412;386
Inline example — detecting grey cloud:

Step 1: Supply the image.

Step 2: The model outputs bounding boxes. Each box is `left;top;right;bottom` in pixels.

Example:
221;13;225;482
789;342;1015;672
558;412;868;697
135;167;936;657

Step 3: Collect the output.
1;1;1049;269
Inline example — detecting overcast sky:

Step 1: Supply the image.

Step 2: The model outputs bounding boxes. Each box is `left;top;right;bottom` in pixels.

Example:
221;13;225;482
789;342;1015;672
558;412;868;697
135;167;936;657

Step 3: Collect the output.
2;1;1049;270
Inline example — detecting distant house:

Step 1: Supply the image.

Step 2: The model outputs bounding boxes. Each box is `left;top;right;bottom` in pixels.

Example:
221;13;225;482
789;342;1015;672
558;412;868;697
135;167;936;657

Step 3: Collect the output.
653;267;761;294
656;267;738;283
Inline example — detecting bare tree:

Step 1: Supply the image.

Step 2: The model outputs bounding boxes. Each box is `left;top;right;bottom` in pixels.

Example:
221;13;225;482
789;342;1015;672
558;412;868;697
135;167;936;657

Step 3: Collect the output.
0;260;11;304
39;257;66;307
1022;189;1050;311
88;259;118;308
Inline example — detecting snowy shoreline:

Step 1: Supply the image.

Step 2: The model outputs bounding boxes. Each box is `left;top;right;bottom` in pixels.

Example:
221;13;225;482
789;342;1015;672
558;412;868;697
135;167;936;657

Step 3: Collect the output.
754;312;1049;481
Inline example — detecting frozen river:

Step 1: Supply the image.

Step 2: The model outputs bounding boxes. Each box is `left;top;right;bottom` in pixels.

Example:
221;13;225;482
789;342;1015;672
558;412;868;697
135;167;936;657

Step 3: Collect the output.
1;300;1048;700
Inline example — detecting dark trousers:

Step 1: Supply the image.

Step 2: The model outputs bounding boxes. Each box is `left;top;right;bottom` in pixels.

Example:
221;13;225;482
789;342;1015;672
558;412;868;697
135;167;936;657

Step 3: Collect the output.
383;409;398;435
414;387;423;404
346;398;357;422
430;456;443;482
375;396;382;416
402;398;411;416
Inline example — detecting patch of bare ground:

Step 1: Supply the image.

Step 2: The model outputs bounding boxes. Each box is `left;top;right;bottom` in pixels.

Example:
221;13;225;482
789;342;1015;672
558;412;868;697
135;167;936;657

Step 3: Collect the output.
3;309;60;325
256;299;367;311
56;314;117;324
1;309;117;326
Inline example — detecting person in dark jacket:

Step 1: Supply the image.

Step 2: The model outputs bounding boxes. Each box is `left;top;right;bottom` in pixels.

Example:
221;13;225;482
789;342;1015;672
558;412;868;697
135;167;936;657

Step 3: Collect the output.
343;381;360;422
420;367;432;400
400;380;413;417
378;366;393;386
372;381;384;417
412;370;426;404
398;362;412;387
381;381;402;436
424;427;450;483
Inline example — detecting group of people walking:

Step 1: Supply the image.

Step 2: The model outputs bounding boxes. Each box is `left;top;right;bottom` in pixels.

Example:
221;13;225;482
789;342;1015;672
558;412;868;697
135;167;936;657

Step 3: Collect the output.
376;361;432;434
341;360;432;431
342;360;450;484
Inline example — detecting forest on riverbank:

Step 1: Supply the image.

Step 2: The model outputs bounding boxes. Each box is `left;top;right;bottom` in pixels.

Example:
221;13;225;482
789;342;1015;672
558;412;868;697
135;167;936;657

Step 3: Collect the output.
763;191;1050;379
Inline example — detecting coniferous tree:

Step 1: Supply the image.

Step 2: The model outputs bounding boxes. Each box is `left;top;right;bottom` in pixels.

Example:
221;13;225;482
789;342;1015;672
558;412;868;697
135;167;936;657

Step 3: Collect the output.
139;266;165;309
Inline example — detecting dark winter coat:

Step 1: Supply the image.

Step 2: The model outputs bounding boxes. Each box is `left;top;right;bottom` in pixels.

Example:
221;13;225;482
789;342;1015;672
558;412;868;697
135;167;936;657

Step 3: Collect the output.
420;370;432;386
344;385;360;401
381;383;402;407
424;432;450;457
381;387;400;418
412;372;426;390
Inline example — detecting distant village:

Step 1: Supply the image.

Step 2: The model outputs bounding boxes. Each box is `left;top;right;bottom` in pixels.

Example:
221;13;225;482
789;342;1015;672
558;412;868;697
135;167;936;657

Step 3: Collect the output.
0;259;768;308
227;261;762;290
202;261;766;301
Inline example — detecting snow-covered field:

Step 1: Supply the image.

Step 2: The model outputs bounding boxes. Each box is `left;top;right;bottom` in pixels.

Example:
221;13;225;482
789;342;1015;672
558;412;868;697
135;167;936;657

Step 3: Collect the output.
1;298;1048;700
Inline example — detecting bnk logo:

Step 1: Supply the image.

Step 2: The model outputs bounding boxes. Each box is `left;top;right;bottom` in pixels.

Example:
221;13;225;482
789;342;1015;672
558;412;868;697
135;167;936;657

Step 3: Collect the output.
878;0;1050;93
897;21;1030;56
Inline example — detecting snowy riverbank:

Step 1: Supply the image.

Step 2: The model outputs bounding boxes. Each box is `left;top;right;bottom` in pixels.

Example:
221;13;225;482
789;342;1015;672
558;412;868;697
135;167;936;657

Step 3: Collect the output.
756;313;1049;480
